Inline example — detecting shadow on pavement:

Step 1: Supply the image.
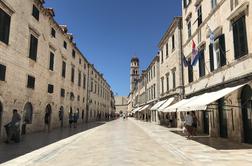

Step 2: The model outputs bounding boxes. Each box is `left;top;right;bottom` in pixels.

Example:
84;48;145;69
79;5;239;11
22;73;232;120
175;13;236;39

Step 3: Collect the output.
171;130;252;150
0;121;107;164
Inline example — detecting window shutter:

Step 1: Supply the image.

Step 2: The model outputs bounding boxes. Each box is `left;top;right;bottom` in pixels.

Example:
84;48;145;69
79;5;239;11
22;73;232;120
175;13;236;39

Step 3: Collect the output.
209;44;214;71
29;35;38;61
219;34;226;66
0;9;11;44
0;64;6;81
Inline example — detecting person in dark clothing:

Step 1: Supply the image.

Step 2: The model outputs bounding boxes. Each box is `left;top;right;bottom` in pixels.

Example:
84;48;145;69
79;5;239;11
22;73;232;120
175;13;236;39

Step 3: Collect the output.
44;111;51;132
73;111;78;128
69;111;73;128
5;109;21;143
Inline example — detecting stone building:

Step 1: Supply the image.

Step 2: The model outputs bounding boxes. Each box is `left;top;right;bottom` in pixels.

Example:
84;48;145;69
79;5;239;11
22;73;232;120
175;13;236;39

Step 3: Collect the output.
0;0;114;141
128;56;160;122
115;96;128;115
156;17;184;127
129;0;252;145
178;0;252;143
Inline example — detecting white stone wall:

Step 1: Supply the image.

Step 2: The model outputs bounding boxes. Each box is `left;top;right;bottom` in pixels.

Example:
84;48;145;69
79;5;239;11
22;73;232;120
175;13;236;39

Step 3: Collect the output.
0;0;114;140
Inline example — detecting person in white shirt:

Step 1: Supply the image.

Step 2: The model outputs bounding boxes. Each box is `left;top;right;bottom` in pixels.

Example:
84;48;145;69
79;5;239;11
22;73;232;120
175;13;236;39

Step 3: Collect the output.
185;112;193;139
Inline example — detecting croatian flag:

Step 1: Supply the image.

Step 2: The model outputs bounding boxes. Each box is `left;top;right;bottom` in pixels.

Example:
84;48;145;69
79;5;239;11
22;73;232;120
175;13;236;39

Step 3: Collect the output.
191;40;199;66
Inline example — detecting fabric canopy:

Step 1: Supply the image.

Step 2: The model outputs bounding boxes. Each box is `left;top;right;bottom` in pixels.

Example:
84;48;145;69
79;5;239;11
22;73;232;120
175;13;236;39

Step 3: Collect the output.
132;106;142;113
150;100;167;110
177;84;245;112
139;104;150;112
163;96;198;113
157;97;175;112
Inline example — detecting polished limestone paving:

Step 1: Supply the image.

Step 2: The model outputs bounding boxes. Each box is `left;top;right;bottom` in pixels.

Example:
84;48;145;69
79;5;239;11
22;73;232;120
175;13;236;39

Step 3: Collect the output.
2;119;252;166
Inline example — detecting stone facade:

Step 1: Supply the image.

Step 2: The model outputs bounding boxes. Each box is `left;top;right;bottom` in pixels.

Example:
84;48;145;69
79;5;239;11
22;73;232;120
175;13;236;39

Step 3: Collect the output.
182;0;252;143
128;0;252;144
0;0;115;141
115;96;128;115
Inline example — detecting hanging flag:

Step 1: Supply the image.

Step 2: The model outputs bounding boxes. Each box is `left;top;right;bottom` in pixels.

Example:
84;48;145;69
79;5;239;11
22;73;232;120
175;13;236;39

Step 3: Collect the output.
207;24;219;69
191;40;199;66
183;55;189;67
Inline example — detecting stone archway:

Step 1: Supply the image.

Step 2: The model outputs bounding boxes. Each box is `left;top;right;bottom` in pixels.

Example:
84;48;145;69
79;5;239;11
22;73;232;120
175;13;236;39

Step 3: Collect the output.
22;102;33;135
241;85;252;144
0;101;3;138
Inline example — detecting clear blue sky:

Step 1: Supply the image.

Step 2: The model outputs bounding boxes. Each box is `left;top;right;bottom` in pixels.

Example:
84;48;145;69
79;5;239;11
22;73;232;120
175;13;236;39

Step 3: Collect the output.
45;0;181;96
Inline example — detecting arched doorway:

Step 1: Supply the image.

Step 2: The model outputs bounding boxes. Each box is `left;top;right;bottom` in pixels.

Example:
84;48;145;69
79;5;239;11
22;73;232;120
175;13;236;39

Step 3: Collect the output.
22;102;33;135
59;106;64;128
241;85;252;144
45;104;52;131
0;101;3;138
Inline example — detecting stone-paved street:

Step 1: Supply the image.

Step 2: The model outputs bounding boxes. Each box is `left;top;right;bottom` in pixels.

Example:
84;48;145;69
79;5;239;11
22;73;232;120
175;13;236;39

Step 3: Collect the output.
2;119;252;166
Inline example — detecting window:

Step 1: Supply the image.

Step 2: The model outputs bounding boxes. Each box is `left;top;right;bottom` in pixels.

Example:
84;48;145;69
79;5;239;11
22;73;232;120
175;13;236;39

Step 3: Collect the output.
32;5;39;21
51;28;56;38
197;5;202;27
60;88;65;97
49;52;54;71
153;65;156;77
166;43;169;57
160;50;164;63
187;20;191;38
161;77;164;94
0;64;6;81
198;50;205;77
172;35;175;50
153;84;156;99
79;58;81;64
172;70;176;89
78;71;81;87
62;61;66;78
188;58;193;83
183;0;191;8
29;34;38;61
27;75;35;89
72;49;75;58
71;67;75;83
83;74;86;89
166;73;169;92
230;0;239;11
63;41;67;49
48;84;54;94
211;0;217;10
233;15;248;59
209;34;226;71
0;8;11;44
91;80;93;92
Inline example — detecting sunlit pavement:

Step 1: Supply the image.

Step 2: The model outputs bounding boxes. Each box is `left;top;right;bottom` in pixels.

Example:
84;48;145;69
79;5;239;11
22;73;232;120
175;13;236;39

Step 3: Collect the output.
2;119;252;166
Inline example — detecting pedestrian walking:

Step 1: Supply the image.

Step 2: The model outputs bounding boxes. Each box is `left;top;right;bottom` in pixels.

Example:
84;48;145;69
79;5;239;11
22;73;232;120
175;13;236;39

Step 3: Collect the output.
73;111;78;128
44;110;51;132
69;110;73;128
192;112;199;136
184;112;193;139
5;109;21;143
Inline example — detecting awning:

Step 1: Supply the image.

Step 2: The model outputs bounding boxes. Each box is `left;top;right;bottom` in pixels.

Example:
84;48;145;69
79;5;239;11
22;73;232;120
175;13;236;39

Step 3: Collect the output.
177;84;245;112
132;106;142;113
150;100;167;110
157;97;175;112
139;104;150;112
163;96;198;113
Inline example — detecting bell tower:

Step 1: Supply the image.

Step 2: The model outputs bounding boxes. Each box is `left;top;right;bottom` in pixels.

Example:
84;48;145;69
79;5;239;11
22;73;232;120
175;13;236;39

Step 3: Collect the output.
130;57;139;92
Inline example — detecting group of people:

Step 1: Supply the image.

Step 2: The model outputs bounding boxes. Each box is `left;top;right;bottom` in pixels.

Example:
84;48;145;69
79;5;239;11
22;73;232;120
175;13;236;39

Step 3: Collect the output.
69;110;79;128
184;112;198;139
